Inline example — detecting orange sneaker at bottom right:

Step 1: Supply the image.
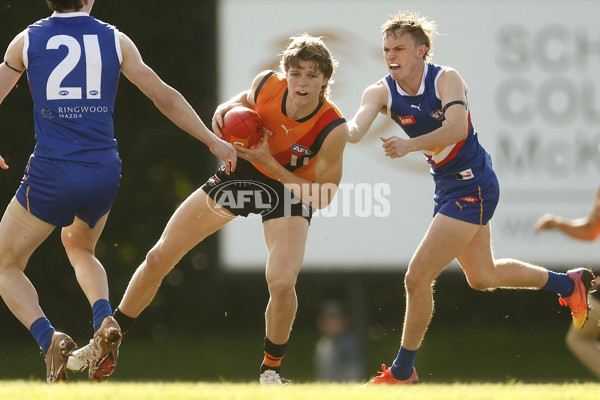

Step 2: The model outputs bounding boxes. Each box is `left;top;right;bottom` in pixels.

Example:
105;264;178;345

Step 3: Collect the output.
559;268;595;329
363;364;418;386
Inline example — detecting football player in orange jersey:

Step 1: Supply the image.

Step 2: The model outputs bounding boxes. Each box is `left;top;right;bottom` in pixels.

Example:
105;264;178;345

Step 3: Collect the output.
104;34;348;384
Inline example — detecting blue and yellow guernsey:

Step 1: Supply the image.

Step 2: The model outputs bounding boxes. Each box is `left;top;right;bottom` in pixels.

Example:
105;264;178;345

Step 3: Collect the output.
23;11;122;165
384;63;492;191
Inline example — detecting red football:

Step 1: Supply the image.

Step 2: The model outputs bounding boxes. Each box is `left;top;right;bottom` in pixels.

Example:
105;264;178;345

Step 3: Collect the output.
221;106;263;148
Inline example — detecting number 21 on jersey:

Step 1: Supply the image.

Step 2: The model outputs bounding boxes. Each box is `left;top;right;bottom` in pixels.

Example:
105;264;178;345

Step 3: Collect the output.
46;34;101;101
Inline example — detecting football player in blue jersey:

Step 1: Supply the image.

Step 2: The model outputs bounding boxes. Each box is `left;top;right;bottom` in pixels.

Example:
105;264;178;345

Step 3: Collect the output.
536;186;600;378
0;0;236;383
346;10;594;384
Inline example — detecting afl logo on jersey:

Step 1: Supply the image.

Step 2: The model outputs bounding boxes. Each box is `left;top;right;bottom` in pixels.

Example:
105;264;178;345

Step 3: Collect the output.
291;143;312;156
59;90;69;96
430;109;443;120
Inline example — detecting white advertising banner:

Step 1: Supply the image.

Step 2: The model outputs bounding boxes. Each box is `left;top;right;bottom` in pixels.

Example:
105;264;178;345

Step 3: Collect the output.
217;0;600;271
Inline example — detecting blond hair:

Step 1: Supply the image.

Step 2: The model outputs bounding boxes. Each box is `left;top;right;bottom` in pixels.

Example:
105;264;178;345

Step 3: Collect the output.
380;10;438;61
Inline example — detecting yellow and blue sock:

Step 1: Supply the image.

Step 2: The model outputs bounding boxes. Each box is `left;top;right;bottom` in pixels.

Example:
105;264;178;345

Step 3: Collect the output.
30;317;55;354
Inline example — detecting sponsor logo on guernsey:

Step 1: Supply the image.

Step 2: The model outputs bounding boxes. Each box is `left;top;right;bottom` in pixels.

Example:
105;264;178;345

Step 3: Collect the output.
291;143;312;156
453;168;475;180
55;105;110;120
41;107;55;119
430;109;444;120
399;115;416;125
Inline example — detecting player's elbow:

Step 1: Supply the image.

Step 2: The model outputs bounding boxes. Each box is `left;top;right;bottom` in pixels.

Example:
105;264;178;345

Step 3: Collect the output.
314;183;339;210
347;124;363;144
577;223;600;241
347;135;361;144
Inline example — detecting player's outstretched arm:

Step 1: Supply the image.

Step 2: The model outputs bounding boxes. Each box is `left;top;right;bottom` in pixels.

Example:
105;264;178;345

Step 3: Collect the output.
535;187;600;241
119;32;236;173
347;82;387;144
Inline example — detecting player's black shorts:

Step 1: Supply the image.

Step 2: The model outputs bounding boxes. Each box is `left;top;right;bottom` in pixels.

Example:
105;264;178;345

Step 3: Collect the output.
201;158;313;223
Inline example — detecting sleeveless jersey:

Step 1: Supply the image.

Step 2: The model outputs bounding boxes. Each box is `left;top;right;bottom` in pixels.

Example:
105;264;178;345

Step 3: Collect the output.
23;11;122;165
384;63;490;187
252;72;345;182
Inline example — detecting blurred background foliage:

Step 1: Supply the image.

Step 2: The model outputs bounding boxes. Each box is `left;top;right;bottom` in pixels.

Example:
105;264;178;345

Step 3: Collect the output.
0;0;595;383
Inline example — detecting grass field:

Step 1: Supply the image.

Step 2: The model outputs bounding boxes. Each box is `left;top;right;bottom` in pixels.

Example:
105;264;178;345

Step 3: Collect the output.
0;381;598;400
1;325;596;382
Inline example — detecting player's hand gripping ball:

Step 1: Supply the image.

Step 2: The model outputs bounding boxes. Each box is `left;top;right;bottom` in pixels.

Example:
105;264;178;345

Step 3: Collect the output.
221;106;264;148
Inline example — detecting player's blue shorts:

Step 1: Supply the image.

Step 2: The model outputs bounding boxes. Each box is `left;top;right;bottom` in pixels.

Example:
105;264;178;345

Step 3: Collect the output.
15;155;121;228
433;163;499;226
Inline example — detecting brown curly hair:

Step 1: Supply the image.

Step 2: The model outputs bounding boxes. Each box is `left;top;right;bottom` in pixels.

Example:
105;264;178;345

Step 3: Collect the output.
279;34;338;101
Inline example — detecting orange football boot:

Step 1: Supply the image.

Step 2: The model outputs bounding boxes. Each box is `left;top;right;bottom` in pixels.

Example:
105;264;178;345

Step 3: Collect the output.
559;268;595;329
363;364;418;386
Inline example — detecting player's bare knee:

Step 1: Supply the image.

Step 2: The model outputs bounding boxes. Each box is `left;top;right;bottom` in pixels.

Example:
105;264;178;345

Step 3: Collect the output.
144;246;175;277
61;229;95;255
266;274;297;297
60;231;77;252
61;239;94;261
404;269;432;295
466;276;494;291
144;247;165;270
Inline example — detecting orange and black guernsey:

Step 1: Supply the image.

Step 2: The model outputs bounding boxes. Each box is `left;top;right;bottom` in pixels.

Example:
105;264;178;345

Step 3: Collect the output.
252;71;346;182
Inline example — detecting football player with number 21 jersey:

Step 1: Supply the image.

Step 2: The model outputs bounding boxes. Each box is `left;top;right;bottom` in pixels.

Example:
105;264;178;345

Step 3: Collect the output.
0;0;235;383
